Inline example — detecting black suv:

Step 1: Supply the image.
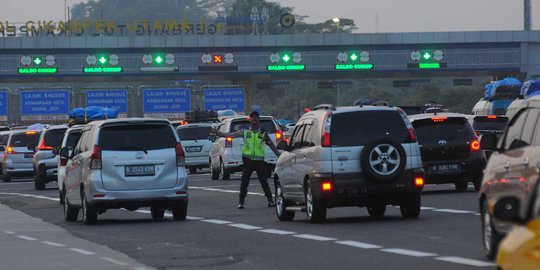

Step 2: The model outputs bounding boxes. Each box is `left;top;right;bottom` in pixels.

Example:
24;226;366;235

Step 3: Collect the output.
409;113;487;191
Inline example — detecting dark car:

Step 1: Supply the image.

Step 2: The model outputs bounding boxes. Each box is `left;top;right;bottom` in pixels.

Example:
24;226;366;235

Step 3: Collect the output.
409;113;487;191
470;115;508;136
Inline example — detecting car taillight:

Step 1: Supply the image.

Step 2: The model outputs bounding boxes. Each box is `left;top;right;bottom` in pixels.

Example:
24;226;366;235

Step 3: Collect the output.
471;139;481;151
321;112;332;147
38;138;53;150
474;131;481;136
6;146;17;154
398;110;417;143
408;128;417;143
276;130;283;141
225;136;233;148
322;179;333;192
89;145;101;170
176;142;185;167
415;177;424;187
432;116;448;122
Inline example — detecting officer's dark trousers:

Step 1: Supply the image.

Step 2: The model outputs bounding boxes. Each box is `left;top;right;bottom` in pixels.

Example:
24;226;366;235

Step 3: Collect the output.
239;157;273;204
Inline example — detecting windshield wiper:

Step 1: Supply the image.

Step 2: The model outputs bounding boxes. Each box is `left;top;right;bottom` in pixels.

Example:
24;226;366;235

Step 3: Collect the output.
110;146;148;154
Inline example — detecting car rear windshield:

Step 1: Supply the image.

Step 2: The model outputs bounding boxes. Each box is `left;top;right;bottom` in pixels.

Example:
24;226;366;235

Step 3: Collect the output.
331;111;408;146
0;134;9;145
177;126;211;141
99;124;176;151
10;132;40;147
473;117;508;131
412;117;476;143
44;129;67;148
230;119;277;133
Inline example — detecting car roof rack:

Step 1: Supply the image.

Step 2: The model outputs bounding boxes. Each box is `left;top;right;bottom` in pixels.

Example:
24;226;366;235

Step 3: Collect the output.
312;104;336;111
372;100;390;106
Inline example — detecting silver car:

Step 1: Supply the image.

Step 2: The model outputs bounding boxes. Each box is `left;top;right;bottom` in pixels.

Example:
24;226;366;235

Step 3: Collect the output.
0;130;12;176
176;123;214;174
32;125;68;190
1;130;41;182
61;118;188;225
56;125;84;204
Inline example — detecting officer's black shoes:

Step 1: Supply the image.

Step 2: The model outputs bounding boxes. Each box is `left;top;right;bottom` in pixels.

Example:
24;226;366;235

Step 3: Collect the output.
267;201;276;207
237;204;245;209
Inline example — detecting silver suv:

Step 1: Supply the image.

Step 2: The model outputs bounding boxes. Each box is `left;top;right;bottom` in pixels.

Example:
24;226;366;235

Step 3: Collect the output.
32;125;68;190
274;105;424;223
1;130;41;182
176;123;214;174
60;118;188;225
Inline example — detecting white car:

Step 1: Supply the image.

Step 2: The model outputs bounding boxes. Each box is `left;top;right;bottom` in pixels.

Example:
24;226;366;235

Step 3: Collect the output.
56;125;84;204
209;115;283;180
176;123;214;174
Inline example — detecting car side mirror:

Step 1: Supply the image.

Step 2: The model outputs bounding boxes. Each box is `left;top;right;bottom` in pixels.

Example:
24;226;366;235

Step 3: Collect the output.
277;140;288;151
59;147;71;159
480;134;499;151
52;146;60;155
0;145;5;152
493;197;523;224
27;143;36;152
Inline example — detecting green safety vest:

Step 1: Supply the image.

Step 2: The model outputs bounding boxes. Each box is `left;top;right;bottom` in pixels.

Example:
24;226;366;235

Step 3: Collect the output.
242;129;266;160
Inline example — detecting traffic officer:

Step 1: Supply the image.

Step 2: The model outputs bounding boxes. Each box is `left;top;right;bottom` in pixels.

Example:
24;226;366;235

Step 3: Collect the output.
211;111;281;209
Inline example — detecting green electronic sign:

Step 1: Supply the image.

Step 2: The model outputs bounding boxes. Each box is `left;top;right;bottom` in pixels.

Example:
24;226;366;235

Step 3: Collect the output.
18;67;58;74
83;67;123;73
267;65;305;71
335;64;374;70
419;63;441;69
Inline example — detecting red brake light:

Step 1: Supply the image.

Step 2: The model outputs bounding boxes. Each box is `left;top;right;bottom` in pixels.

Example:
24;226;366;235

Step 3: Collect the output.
276;130;283;141
432;116;448;122
7;146;14;154
38;138;53;150
176;142;185;166
89;145;101;169
25;131;37;135
471;140;481;151
415;177;424;187
475;131;481;136
225;136;233;147
322;180;333;192
408;128;417;143
321;112;332;147
487;115;497;119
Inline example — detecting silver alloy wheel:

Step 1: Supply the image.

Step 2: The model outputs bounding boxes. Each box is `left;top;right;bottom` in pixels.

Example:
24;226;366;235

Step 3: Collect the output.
306;187;313;218
369;144;400;176
483;209;492;253
276;185;284;216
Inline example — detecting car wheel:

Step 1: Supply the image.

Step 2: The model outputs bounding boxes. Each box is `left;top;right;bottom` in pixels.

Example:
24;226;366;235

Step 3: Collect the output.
2;173;11;182
305;182;326;223
275;183;295;221
210;159;219;180
63;196;79;222
367;204;386;218
151;206;165;220
455;181;468;192
81;192;98;225
172;200;187;220
189;168;197;174
360;138;406;182
400;193;421;219
59;187;65;205
482;199;502;260
220;161;230;180
34;174;46;190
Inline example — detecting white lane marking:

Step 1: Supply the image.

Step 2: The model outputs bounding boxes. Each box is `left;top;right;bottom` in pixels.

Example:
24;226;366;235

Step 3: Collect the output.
435;257;495;267
381;248;438;257
0;192;59;202
335;240;382;249
293;234;337;241
4;230;15;234
432;209;476;214
473;213;481;216
42;241;66;247
258;229;295;235
420;207;435;210
136;210;151;214
17;235;38;241
187;216;204;220
228;223;262;230
100;257;129;266
69;248;95;255
201;219;232;225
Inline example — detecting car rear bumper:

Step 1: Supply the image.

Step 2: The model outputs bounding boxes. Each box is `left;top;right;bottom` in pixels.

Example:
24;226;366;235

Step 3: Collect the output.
309;169;424;207
185;156;210;167
86;185;188;206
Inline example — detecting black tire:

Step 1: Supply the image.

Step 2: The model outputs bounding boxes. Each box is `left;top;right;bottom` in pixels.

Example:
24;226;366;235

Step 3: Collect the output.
367;204;386;218
210;159;219;180
360;138;406;182
2;173;11;182
455;181;469;192
63;196;79;222
275;182;295;221
81;192;98;225
189;168;197;174
400;193;421;219
220;161;230;180
305;182;326;223
172;201;187;220
151;206;165;220
59;187;65;205
482;199;503;260
34;174;46;190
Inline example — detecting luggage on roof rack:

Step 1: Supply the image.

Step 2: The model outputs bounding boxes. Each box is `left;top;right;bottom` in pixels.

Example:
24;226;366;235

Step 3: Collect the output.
68;106;118;126
184;110;219;123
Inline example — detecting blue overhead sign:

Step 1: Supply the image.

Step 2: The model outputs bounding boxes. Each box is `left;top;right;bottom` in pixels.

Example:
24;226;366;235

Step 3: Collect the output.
21;90;70;115
143;88;191;113
204;88;244;112
0;91;8;119
86;90;128;113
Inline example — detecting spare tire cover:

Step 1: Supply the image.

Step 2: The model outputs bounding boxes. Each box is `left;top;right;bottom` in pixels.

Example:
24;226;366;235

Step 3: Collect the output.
360;138;407;182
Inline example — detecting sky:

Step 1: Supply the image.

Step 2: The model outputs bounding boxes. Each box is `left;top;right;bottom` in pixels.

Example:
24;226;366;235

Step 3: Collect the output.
0;0;536;33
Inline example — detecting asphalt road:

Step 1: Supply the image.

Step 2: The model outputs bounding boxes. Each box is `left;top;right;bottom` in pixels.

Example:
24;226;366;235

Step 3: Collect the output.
0;171;495;270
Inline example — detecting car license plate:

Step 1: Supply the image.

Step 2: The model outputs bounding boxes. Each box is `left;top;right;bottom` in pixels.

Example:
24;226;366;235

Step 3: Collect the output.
125;165;155;177
429;164;460;174
185;146;202;152
24;153;33;158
